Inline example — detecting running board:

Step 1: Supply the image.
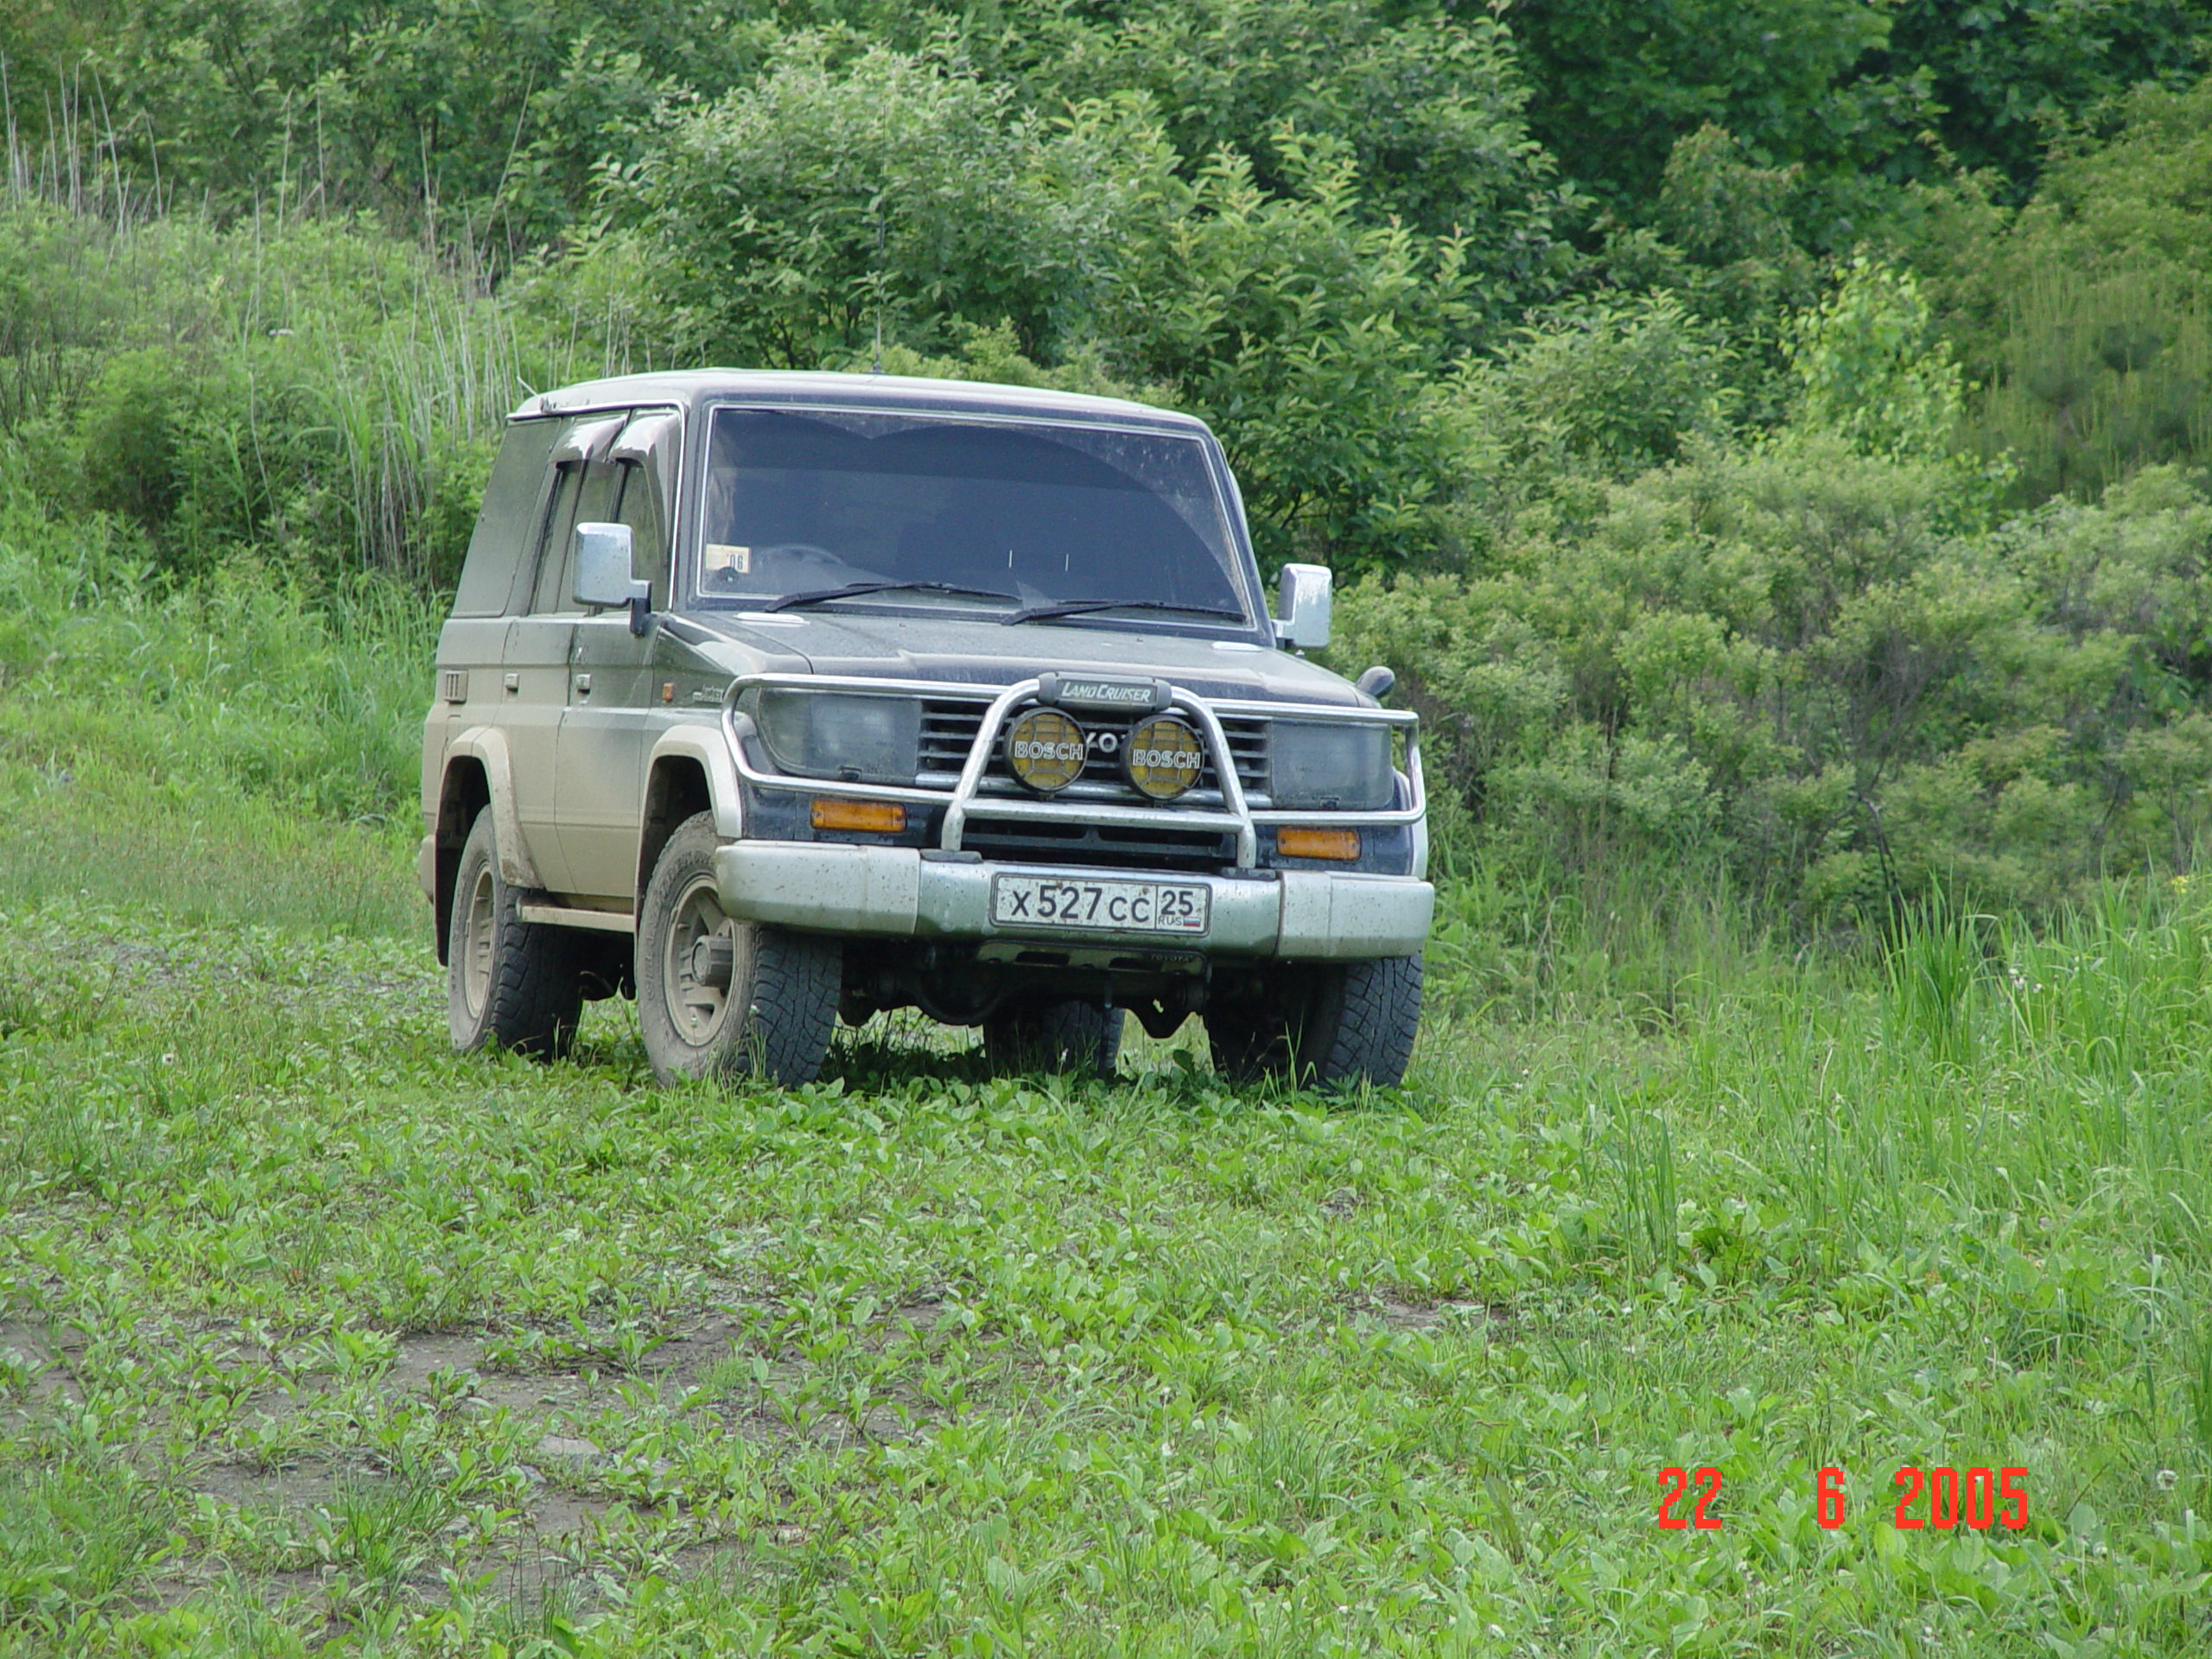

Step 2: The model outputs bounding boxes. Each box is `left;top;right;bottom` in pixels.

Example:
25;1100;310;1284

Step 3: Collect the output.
518;902;636;935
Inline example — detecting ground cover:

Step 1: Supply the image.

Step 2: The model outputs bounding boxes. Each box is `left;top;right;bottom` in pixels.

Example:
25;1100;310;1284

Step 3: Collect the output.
5;515;2212;1654
5;812;2212;1654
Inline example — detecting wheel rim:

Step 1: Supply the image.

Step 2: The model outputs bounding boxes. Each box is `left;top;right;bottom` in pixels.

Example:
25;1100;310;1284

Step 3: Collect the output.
461;862;496;1020
664;874;741;1049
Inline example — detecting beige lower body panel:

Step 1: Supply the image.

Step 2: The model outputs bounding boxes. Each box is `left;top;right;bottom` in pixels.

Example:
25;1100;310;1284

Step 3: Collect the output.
712;842;1433;960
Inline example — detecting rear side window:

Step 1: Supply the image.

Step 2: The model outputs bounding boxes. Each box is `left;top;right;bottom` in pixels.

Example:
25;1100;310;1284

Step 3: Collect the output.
531;461;621;613
614;461;668;608
451;418;558;617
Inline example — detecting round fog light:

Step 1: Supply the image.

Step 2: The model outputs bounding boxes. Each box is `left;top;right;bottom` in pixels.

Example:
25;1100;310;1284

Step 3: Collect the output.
1126;715;1205;800
1006;707;1087;793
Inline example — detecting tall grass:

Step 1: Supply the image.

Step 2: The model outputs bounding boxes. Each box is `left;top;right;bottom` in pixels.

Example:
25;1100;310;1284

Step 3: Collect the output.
0;481;435;932
0;86;670;589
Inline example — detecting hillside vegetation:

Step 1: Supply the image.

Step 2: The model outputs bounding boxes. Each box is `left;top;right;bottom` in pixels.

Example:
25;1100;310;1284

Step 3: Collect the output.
5;1;2212;921
6;498;2212;1652
9;7;2212;1650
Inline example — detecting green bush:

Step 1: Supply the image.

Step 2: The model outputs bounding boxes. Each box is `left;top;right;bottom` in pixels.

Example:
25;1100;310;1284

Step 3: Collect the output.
1339;431;2212;919
626;39;1158;370
1006;0;1578;251
625;42;1488;569
1096;134;1476;569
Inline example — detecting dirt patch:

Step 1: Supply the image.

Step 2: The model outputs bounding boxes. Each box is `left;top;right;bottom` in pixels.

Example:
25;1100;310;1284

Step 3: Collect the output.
0;1317;79;1414
1370;1295;1511;1331
518;1487;611;1541
389;1332;484;1389
638;1316;745;1387
196;1458;356;1510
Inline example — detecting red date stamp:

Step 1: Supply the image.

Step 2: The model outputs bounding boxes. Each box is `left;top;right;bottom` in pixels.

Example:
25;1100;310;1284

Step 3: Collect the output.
1655;1465;1725;1529
1656;1465;2028;1531
1890;1465;2027;1530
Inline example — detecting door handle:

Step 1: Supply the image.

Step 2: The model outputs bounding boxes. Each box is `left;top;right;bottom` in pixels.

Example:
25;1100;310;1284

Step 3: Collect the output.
574;673;593;696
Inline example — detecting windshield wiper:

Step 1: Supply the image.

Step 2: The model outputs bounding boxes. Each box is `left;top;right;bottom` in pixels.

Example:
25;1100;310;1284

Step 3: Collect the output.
1002;598;1248;626
762;580;1021;613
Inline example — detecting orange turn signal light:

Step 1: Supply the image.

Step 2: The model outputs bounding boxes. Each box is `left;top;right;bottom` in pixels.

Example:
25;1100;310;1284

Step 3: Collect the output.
1275;826;1361;861
810;798;906;834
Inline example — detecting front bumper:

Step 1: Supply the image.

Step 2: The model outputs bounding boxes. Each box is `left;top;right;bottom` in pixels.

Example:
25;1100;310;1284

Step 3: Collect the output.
713;842;1434;961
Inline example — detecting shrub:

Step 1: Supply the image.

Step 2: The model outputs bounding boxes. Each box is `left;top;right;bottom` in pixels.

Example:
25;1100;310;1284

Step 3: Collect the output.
625;40;1166;370
1338;436;2212;919
1096;134;1475;569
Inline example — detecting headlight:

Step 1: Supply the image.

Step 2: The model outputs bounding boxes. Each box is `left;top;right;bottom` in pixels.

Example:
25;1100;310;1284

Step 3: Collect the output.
754;691;920;785
1268;721;1393;810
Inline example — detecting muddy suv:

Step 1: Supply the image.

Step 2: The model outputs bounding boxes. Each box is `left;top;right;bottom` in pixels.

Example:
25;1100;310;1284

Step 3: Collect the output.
419;372;1433;1087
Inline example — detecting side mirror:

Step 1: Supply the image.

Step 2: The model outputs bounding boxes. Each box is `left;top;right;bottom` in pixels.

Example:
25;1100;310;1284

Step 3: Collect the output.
574;522;652;635
1274;563;1332;650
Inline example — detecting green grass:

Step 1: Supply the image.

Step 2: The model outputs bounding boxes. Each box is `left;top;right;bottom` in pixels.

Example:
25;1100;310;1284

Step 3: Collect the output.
6;512;2212;1653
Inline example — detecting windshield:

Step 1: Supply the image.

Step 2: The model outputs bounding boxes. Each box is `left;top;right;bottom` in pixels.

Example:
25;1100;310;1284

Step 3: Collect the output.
689;407;1254;626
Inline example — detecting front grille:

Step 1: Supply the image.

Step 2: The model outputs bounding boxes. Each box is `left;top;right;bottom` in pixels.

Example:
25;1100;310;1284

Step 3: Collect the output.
918;698;1268;799
918;699;988;776
961;816;1237;873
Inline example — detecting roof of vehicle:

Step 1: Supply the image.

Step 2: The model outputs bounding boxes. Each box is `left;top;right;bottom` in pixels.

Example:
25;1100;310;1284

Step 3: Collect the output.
512;369;1212;435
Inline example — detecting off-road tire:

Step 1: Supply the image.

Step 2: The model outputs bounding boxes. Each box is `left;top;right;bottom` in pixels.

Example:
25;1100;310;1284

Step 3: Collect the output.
983;999;1124;1077
1206;954;1422;1090
447;811;584;1058
637;812;841;1088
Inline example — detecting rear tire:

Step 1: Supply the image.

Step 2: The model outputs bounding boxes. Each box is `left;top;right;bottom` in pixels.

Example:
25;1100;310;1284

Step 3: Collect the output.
637;813;841;1088
983;999;1124;1077
447;812;584;1058
1205;955;1422;1090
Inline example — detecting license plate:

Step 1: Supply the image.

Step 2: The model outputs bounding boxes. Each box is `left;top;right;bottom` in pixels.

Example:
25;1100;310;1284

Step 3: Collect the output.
989;874;1210;935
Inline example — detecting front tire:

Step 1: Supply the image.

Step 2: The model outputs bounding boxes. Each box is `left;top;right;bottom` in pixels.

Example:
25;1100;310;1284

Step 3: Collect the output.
1205;955;1423;1090
447;811;583;1058
983;999;1124;1077
636;813;840;1088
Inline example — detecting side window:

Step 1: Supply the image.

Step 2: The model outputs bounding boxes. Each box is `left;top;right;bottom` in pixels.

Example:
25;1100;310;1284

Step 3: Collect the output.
613;461;669;608
531;461;621;614
529;463;587;614
451;418;557;617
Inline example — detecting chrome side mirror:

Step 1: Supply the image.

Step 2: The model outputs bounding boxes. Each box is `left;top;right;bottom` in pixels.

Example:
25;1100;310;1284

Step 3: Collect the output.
1274;563;1332;649
574;521;652;634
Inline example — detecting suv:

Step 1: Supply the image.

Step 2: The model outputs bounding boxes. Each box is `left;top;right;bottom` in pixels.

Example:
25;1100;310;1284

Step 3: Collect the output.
419;372;1433;1087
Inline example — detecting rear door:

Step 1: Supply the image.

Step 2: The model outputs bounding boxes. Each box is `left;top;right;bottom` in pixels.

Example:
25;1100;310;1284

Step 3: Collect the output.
502;413;624;893
427;417;557;818
556;410;681;900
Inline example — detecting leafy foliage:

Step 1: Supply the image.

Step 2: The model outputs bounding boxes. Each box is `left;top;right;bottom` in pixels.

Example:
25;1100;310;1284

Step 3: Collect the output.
1915;78;2212;505
1787;255;1963;462
1005;0;1576;247
1339;441;2212;918
1508;0;1914;228
1875;0;2212;200
626;41;1165;370
7;0;2212;921
1096;136;1478;568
